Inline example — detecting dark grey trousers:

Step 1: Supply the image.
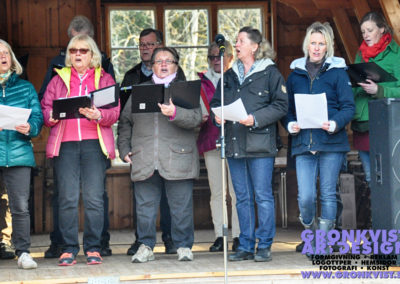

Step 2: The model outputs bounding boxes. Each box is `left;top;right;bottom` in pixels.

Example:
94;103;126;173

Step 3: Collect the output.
0;166;31;256
134;171;194;249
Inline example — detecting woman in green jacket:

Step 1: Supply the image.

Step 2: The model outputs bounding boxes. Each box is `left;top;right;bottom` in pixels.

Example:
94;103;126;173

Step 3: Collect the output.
0;39;43;269
352;12;400;184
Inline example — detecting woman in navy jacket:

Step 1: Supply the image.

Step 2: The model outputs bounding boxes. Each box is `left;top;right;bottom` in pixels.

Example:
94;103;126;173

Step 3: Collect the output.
285;22;354;256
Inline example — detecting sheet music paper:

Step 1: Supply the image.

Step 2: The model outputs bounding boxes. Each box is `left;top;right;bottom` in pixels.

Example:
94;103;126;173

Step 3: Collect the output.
92;85;117;108
211;98;248;122
0;105;32;130
294;93;328;129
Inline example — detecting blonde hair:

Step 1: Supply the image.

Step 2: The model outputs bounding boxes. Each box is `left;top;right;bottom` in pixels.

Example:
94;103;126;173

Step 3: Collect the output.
239;26;276;60
65;34;102;69
302;22;334;58
0;39;23;75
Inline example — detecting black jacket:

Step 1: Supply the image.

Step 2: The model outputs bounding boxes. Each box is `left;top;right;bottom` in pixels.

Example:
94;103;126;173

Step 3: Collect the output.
210;59;288;158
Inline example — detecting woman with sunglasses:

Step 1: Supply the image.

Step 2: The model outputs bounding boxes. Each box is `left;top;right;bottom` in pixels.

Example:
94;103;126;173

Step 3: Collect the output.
118;47;201;262
41;34;120;266
196;41;241;253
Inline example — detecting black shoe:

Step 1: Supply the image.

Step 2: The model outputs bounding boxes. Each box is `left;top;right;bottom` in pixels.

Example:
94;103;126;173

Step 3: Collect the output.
100;243;112;257
232;237;240;252
254;247;272;262
44;243;62;259
164;237;177;254
127;240;142;256
228;249;254;261
296;241;305;252
0;243;15;259
209;237;223;252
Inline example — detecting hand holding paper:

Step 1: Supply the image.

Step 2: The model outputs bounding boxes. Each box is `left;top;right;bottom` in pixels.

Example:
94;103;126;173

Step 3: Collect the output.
211;98;248;122
294;93;328;129
0;105;32;131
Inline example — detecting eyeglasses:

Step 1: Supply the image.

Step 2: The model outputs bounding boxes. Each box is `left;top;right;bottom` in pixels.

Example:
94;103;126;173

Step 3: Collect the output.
0;50;9;56
69;48;90;55
208;55;221;61
153;59;177;65
139;42;159;49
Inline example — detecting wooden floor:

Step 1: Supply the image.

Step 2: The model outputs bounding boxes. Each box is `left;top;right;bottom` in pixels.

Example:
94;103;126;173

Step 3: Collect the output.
1;227;400;283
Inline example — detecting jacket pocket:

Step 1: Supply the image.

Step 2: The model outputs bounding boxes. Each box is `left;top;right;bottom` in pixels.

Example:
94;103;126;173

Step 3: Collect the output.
130;146;145;176
168;143;193;174
246;127;275;153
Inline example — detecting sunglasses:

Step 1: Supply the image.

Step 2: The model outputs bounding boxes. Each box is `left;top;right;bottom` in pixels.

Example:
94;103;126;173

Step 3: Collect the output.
69;48;90;55
208;55;221;61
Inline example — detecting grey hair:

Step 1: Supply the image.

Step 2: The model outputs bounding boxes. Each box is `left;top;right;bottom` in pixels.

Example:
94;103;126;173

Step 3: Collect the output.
302;21;334;58
65;34;102;69
0;39;23;75
239;26;276;60
151;47;180;65
67;15;94;38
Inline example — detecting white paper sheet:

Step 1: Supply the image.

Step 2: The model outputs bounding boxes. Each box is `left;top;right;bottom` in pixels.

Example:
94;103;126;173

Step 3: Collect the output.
0;105;32;130
92;85;116;108
294;93;328;129
211;98;248;122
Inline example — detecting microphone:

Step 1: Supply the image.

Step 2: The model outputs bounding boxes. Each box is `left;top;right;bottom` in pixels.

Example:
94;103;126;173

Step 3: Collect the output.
215;34;225;54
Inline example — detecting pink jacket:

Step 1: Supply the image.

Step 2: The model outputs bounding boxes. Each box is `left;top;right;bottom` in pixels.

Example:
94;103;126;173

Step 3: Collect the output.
41;67;120;159
196;72;220;155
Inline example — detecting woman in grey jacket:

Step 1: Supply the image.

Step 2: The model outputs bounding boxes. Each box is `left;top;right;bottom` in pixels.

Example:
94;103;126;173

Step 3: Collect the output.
118;47;201;263
210;27;288;262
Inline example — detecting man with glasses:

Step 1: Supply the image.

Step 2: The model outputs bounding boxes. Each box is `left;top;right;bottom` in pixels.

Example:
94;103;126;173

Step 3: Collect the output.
120;28;185;256
38;15;115;259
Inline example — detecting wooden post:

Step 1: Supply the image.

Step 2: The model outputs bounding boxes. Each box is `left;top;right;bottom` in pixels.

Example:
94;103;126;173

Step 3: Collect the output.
380;0;400;44
332;9;359;63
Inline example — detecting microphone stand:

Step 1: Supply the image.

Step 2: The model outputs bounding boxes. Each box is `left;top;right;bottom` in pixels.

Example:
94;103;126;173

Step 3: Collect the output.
218;44;229;284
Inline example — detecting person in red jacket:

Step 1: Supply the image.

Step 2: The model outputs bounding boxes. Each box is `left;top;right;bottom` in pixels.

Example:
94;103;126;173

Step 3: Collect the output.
196;40;240;252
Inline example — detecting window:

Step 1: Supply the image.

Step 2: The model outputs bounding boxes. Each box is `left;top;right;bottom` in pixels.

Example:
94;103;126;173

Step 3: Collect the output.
106;2;270;83
109;8;156;83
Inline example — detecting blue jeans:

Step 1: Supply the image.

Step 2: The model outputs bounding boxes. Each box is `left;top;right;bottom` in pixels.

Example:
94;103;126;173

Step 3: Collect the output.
296;152;345;224
228;157;275;253
54;140;107;255
359;150;371;184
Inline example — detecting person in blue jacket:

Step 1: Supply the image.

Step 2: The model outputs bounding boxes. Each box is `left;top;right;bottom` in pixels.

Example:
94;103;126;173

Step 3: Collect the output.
284;22;354;257
0;39;43;269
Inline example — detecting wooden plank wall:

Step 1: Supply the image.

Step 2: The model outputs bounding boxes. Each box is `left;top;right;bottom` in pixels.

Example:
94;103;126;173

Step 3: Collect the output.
0;0;391;232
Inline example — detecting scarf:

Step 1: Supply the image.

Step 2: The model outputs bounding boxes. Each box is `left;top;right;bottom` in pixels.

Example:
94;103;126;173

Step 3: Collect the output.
306;58;325;80
359;33;391;62
204;68;221;88
0;70;12;85
152;72;177;87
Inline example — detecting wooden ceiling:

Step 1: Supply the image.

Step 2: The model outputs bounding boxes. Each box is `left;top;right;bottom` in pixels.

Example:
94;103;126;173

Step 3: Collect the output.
277;0;400;63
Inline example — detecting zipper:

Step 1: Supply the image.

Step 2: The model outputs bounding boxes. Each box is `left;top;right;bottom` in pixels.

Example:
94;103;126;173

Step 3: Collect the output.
2;85;5;97
77;74;88;141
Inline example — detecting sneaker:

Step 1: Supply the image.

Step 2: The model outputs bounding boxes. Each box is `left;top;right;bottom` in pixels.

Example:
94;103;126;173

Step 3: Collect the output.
177;247;193;261
100;243;112;257
127;240;142;256
0;243;15;259
209;237;223;252
131;244;155;263
17;252;37;269
232;237;240;252
296;241;305;253
44;243;62;258
254;247;272;262
58;252;76;266
87;251;103;265
228;249;254;261
164;237;177;254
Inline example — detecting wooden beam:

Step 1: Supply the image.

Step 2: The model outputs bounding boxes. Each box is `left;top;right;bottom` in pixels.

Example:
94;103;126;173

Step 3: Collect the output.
332;8;359;63
380;0;400;44
6;0;12;43
96;0;102;50
312;0;353;9
351;0;370;21
277;0;320;18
